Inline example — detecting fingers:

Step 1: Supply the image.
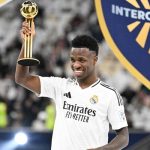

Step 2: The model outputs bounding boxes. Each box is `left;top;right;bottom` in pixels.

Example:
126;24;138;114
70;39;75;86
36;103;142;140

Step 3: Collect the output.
20;21;35;37
21;21;31;36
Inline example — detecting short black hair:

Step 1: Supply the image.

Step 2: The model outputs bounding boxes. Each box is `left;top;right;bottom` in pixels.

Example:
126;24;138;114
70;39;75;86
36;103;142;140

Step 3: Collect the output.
71;35;99;56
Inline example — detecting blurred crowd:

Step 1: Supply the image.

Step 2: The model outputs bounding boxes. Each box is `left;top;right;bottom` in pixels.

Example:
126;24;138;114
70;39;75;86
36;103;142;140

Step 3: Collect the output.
0;0;150;131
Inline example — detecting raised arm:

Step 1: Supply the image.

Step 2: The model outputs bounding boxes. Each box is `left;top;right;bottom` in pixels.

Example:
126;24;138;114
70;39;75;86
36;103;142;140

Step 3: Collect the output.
88;127;129;150
15;21;40;94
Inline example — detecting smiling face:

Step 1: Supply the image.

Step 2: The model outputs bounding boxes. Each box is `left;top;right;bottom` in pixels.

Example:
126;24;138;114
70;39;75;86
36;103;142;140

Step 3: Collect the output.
70;47;98;83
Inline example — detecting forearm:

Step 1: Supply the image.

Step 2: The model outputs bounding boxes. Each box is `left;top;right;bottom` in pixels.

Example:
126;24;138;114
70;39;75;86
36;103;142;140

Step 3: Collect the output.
15;20;40;94
100;131;129;150
15;45;30;83
88;136;128;150
88;127;129;150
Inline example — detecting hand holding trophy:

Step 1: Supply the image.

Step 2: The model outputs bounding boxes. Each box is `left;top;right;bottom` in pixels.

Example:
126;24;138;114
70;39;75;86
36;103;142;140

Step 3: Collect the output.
18;1;40;66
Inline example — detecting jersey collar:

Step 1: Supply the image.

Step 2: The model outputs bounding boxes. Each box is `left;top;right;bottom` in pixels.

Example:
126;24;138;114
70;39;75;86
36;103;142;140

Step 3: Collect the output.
75;78;101;89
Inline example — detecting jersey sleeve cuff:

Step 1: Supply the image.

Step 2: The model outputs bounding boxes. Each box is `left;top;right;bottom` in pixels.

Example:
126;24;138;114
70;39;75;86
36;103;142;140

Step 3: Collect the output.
112;123;128;130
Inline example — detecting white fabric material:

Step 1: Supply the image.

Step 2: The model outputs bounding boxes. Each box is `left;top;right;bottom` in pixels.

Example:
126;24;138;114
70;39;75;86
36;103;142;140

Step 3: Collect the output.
0;0;13;7
38;76;128;150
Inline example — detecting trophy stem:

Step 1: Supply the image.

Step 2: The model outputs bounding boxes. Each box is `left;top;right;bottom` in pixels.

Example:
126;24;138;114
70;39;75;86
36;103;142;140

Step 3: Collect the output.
24;18;33;58
24;34;27;58
27;33;30;57
30;19;33;58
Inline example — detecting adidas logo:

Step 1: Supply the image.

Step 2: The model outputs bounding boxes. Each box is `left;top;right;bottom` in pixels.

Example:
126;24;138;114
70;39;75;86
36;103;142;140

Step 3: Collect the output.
63;92;71;98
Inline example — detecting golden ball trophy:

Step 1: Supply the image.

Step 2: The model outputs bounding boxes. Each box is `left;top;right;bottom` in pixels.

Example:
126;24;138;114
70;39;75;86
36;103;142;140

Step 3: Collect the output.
18;1;40;66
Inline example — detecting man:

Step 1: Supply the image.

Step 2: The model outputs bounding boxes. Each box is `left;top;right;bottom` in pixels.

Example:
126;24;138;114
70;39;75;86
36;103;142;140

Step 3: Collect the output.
15;21;129;150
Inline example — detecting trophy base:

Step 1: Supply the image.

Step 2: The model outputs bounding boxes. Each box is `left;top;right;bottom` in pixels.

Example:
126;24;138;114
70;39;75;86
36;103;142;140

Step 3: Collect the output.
18;58;40;66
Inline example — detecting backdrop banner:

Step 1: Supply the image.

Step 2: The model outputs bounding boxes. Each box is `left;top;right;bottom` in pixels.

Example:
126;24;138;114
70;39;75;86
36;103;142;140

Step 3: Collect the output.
95;0;150;89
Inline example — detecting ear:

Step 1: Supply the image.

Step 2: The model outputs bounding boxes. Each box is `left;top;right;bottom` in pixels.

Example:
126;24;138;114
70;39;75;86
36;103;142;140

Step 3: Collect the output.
93;56;98;65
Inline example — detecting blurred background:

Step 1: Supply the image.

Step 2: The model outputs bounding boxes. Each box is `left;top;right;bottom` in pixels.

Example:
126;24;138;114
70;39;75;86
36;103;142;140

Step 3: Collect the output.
0;0;150;149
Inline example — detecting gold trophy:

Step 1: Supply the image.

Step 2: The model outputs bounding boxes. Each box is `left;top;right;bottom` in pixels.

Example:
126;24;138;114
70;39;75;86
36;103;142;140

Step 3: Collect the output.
18;1;40;66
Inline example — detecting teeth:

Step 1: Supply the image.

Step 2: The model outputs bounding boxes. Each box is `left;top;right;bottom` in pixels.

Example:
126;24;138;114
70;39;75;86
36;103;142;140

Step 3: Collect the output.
74;71;82;72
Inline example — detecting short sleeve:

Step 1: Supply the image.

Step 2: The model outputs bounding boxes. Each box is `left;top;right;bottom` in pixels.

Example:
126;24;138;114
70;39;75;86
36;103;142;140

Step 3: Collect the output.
38;76;64;100
108;90;128;130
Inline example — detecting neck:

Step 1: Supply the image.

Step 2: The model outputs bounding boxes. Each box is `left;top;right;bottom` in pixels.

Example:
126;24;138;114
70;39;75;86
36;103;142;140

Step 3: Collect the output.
77;75;98;89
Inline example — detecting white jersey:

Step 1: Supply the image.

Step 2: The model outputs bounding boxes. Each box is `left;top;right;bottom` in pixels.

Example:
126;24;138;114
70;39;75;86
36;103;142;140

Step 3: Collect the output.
38;76;128;150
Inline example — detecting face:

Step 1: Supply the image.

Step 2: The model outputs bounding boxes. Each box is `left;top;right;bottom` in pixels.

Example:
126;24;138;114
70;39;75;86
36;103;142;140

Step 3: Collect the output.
70;48;97;81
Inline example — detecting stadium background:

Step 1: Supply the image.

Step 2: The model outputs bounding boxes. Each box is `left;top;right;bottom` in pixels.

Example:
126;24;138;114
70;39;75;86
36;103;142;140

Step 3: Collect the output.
0;0;150;149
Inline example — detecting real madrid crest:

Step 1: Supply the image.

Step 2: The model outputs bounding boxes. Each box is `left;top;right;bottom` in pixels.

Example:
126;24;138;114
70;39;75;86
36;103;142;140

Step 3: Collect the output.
90;95;98;104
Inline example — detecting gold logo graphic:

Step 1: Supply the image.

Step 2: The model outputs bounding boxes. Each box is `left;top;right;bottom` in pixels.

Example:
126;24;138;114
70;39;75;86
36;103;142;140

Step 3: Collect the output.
126;0;150;54
90;95;99;104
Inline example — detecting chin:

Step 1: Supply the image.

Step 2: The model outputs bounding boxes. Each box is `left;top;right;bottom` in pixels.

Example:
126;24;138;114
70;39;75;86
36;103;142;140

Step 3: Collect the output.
74;76;81;79
73;74;82;79
75;76;85;81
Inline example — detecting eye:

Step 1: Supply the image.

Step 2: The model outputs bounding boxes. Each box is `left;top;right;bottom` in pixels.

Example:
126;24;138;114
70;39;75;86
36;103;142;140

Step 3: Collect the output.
70;57;75;63
79;58;86;63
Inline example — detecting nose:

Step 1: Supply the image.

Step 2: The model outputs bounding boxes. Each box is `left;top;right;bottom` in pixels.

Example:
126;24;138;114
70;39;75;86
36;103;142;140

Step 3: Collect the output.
72;61;81;69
